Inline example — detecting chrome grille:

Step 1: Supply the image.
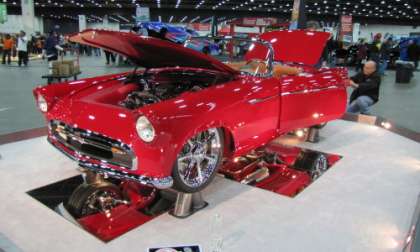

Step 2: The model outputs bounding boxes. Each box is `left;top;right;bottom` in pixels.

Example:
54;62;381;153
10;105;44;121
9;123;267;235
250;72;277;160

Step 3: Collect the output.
49;120;135;169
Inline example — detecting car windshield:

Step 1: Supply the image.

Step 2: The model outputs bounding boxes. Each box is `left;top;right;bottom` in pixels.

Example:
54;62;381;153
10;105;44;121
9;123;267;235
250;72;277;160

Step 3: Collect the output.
184;37;273;76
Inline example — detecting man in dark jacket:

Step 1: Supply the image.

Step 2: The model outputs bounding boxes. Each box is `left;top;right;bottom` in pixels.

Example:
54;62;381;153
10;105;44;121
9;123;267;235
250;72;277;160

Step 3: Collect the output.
44;31;62;62
379;38;393;75
368;33;382;64
407;40;419;69
347;61;381;114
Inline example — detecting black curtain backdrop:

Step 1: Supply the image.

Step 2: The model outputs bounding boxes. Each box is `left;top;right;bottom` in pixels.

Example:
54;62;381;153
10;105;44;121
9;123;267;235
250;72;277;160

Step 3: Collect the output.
43;18;78;35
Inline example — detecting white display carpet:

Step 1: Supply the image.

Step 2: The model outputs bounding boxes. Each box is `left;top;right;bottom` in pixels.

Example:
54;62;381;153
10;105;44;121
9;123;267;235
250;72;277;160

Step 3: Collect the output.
0;120;419;252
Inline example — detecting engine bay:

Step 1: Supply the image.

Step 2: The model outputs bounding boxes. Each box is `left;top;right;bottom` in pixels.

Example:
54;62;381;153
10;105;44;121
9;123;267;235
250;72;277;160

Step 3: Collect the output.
119;69;232;109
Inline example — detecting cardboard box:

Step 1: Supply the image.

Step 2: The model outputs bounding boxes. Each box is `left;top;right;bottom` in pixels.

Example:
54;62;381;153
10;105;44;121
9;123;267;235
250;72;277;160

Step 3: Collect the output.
52;67;59;75
50;61;60;75
74;65;80;74
51;59;79;76
59;64;70;76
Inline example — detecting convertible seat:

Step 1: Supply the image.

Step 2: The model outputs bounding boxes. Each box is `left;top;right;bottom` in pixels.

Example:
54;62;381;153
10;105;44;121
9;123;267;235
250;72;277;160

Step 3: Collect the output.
225;61;246;71
273;65;301;78
225;61;301;78
225;61;268;74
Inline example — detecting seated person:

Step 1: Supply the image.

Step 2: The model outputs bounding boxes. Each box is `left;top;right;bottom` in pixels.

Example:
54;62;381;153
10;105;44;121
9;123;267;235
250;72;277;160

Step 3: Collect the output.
347;61;381;115
225;60;301;78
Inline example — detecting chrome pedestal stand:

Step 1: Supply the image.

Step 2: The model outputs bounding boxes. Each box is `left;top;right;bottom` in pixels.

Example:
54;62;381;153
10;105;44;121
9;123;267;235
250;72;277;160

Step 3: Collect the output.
169;191;208;219
307;127;320;143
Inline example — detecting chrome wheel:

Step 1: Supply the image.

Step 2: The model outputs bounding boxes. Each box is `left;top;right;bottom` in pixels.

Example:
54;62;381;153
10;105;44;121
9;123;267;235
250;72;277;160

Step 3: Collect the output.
176;128;222;190
309;154;328;180
81;189;122;216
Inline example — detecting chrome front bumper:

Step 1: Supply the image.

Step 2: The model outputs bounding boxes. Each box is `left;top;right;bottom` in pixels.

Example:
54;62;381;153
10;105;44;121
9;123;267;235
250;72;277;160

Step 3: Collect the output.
48;128;173;190
78;161;173;189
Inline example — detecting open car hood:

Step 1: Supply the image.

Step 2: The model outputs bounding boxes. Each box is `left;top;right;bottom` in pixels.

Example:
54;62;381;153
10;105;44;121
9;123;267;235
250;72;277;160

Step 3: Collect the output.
69;29;237;75
246;30;330;66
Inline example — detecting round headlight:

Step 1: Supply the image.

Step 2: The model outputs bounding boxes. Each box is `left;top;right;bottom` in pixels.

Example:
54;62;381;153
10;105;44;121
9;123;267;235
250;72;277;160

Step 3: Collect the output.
136;116;155;142
37;95;48;112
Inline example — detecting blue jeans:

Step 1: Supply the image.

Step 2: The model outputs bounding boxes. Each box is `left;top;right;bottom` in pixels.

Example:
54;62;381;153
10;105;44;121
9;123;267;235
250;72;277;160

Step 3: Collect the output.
347;96;374;114
379;60;388;75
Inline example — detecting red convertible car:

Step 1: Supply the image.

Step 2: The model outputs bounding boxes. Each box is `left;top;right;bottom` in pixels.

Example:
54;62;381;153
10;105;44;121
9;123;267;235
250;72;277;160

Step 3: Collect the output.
33;29;348;194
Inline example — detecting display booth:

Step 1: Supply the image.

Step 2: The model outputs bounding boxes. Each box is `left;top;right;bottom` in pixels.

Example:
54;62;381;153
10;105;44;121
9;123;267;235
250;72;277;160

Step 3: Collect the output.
0;115;419;251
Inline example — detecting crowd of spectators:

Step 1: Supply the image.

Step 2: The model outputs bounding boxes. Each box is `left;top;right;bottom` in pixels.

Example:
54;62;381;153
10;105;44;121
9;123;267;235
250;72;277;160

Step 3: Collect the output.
324;33;419;74
0;31;46;65
0;31;115;66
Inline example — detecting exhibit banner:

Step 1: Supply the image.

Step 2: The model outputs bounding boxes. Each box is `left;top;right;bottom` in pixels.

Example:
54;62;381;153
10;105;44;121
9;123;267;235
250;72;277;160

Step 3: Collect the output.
188;23;211;31
0;4;7;24
242;17;257;26
136;6;150;23
219;25;231;34
240;17;278;26
340;15;353;43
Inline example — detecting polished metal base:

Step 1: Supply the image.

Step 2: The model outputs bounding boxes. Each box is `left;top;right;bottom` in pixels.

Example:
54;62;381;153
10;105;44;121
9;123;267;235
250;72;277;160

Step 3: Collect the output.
306;127;320;143
169;191;208;219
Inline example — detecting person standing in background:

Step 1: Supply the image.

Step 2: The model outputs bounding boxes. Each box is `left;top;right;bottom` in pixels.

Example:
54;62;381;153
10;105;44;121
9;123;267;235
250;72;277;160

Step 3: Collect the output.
379;38;393;76
407;40;419;70
17;31;28;67
368;33;382;64
36;37;43;55
104;50;115;65
58;34;66;57
94;46;101;57
2;34;14;65
44;31;63;62
355;40;368;72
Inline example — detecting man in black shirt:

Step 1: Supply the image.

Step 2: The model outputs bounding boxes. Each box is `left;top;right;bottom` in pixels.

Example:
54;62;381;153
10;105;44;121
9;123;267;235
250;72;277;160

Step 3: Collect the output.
347;61;381;114
407;40;419;69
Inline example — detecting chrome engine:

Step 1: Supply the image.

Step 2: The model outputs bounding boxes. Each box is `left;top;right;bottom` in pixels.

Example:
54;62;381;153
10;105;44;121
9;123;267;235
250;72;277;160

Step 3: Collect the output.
120;81;204;110
120;92;161;110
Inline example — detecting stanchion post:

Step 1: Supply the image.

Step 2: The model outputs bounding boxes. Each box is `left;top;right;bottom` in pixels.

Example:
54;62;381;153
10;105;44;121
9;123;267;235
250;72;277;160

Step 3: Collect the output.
170;191;208;219
307;127;320;143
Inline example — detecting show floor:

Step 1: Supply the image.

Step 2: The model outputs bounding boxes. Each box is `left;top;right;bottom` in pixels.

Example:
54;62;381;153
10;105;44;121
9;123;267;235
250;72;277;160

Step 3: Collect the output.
0;120;419;252
0;55;132;135
0;56;419;135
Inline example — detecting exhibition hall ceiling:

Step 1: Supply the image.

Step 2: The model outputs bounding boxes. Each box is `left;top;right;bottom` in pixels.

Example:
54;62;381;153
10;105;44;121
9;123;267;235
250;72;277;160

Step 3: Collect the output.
3;0;420;24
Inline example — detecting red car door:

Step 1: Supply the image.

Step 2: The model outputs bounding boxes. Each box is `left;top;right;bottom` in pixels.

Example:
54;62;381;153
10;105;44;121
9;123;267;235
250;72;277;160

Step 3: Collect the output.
228;75;281;156
278;69;347;133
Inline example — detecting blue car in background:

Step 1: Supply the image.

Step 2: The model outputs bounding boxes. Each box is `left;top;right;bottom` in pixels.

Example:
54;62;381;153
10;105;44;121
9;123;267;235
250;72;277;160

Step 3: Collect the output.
184;38;221;56
137;21;220;55
137;21;198;43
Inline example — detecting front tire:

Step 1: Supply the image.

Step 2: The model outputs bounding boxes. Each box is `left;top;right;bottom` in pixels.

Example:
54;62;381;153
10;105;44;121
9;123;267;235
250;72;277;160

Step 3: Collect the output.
66;181;123;218
172;128;224;193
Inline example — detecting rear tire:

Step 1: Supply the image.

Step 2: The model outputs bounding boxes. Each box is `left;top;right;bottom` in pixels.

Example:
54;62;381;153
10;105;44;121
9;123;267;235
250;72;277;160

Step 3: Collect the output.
294;151;328;180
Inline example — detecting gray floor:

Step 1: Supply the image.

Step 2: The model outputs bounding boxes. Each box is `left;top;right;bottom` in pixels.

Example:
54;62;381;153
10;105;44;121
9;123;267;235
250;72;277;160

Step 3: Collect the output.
0;56;419;135
369;70;420;131
0;120;418;251
0;55;132;135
